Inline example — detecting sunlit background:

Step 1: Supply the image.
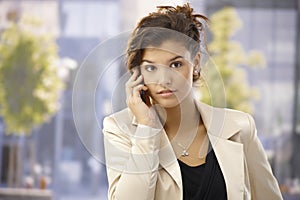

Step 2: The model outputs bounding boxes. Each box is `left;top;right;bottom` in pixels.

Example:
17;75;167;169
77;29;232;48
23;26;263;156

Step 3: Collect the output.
0;0;299;199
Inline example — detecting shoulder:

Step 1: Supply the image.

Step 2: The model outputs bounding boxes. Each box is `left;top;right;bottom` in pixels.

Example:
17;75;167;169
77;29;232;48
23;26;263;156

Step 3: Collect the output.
200;101;255;142
223;107;254;129
197;101;254;133
102;108;134;132
222;107;256;144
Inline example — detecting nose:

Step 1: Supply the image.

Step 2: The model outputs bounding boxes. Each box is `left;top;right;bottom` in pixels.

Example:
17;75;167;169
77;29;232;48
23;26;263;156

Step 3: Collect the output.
157;67;172;86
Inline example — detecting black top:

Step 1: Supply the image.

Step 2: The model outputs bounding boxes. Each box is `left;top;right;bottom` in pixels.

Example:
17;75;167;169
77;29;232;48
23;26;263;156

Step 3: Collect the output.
178;148;227;200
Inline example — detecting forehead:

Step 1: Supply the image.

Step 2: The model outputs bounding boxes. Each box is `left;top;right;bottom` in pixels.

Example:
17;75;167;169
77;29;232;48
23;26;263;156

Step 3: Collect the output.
142;40;191;62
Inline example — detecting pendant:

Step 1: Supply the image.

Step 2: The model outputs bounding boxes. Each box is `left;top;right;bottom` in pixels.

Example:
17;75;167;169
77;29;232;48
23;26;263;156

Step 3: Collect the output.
181;149;189;157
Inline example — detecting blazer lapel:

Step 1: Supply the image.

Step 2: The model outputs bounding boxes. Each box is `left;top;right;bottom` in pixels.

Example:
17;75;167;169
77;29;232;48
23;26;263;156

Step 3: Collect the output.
131;112;182;189
195;101;245;200
208;134;244;199
158;132;182;188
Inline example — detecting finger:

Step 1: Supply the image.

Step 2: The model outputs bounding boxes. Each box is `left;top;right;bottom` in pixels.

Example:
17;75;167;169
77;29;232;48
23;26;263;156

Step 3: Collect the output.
126;70;139;88
131;75;143;86
126;75;143;95
128;67;139;81
126;72;141;88
131;84;145;100
126;69;138;92
127;83;148;100
141;85;148;91
126;84;144;105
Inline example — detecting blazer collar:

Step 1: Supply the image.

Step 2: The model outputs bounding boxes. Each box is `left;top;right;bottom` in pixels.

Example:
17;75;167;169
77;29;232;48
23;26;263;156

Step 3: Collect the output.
194;100;241;139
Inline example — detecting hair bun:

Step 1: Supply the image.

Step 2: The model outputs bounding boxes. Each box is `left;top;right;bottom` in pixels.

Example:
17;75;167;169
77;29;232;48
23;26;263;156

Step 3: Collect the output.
157;3;208;31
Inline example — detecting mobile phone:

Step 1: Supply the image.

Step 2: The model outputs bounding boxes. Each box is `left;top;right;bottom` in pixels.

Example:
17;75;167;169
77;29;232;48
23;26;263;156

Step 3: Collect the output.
140;89;147;103
130;67;147;103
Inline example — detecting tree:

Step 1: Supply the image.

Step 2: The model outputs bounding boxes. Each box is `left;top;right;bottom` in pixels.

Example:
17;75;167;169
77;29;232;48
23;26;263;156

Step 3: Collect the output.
200;7;266;114
0;15;63;135
0;15;64;188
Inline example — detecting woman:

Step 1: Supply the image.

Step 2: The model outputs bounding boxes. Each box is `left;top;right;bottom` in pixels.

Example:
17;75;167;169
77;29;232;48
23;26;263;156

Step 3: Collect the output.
102;3;282;200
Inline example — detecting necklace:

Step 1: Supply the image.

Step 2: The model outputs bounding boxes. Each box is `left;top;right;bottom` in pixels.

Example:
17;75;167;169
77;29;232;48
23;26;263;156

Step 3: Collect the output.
171;125;198;158
177;142;189;157
174;135;209;159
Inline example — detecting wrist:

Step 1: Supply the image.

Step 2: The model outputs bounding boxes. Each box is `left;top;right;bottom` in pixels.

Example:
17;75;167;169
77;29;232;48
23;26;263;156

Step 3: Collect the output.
137;115;161;129
137;119;154;127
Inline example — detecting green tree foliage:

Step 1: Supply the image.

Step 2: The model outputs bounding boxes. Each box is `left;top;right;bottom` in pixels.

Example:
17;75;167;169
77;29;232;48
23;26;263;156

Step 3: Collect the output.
0;16;63;135
200;7;266;114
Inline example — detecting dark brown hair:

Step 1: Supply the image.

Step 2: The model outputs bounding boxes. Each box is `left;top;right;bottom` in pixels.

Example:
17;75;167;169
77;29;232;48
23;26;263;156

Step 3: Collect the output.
126;3;208;82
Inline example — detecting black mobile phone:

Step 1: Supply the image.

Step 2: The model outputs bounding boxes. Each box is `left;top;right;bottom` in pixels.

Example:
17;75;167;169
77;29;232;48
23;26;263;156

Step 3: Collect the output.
130;67;147;103
140;89;147;103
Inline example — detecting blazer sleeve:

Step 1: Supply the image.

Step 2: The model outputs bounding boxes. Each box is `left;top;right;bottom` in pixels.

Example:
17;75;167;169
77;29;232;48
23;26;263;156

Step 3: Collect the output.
245;114;283;200
103;115;162;200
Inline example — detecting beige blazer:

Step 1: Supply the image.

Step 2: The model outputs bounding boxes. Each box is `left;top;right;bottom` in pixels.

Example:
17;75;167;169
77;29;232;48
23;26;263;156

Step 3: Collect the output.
103;101;283;200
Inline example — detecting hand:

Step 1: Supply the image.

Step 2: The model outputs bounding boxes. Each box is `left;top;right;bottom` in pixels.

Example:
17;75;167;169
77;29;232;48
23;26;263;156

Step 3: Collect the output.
126;68;154;126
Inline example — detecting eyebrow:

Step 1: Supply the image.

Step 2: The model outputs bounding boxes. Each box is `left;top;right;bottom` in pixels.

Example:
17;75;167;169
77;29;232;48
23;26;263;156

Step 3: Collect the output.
141;55;183;64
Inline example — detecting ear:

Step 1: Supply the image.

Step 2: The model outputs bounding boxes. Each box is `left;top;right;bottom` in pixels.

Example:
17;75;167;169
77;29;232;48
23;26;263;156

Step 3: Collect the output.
193;52;201;71
192;53;201;81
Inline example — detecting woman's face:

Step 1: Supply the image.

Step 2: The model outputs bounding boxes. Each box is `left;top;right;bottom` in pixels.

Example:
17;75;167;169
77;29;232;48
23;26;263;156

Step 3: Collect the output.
140;40;199;108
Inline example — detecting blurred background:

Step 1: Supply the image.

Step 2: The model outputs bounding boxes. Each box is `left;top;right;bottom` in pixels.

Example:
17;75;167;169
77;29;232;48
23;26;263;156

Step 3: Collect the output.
0;0;299;199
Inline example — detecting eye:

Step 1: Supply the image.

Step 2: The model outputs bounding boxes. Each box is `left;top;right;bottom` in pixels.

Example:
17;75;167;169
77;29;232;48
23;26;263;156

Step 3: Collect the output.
144;65;157;72
170;61;182;68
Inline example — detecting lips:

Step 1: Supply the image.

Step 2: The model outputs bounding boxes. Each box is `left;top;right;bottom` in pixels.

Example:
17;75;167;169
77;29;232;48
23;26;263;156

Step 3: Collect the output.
158;90;172;94
157;89;176;97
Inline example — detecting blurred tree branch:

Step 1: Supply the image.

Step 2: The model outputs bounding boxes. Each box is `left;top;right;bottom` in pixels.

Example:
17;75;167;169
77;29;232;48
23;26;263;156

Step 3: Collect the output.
200;7;266;114
0;15;64;135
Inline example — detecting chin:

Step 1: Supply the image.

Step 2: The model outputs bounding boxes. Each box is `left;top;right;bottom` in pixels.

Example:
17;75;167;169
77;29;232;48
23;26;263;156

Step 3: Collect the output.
154;98;181;108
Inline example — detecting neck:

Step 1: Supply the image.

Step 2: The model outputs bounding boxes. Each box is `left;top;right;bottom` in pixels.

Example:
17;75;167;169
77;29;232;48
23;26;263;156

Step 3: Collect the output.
159;95;200;139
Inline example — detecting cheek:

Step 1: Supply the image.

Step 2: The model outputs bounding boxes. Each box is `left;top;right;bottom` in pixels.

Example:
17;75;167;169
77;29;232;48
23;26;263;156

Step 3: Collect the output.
142;74;152;85
178;69;193;86
185;69;193;81
145;84;156;95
